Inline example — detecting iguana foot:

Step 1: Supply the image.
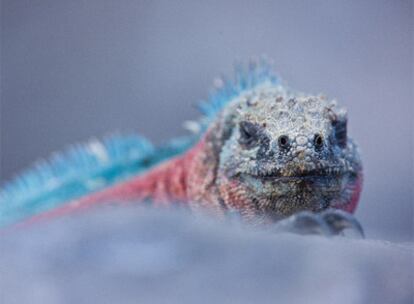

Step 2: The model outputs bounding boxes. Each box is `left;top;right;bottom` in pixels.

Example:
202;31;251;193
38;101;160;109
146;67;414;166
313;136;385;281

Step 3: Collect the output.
272;209;364;238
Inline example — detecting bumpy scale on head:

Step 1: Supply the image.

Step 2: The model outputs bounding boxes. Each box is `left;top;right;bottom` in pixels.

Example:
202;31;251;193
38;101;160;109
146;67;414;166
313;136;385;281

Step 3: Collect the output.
211;84;362;223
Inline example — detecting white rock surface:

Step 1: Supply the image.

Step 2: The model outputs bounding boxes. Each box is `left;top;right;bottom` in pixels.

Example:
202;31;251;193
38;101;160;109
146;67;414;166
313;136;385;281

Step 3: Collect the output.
0;206;412;304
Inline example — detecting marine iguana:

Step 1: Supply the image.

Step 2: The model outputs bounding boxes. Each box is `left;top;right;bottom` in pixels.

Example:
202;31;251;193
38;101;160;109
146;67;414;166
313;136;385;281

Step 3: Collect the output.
0;59;363;235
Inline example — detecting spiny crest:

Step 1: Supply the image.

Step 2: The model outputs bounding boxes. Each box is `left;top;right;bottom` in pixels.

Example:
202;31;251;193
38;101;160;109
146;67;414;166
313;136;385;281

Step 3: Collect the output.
197;58;280;123
0;135;194;226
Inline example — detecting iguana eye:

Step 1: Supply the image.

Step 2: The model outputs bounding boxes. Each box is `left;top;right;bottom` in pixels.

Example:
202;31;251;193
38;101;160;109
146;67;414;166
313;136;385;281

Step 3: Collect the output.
314;134;324;149
239;121;260;148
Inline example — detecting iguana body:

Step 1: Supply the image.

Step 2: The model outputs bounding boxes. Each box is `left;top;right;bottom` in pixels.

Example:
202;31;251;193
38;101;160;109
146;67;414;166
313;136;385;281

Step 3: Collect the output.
0;60;363;230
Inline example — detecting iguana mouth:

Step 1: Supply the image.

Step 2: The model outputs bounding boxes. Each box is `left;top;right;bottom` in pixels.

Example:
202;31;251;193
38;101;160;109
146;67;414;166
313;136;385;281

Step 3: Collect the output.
260;175;333;182
252;169;344;181
237;172;344;194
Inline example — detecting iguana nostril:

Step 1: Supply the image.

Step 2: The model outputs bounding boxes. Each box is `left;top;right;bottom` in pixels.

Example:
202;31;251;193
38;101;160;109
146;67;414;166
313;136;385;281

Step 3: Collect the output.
278;135;290;149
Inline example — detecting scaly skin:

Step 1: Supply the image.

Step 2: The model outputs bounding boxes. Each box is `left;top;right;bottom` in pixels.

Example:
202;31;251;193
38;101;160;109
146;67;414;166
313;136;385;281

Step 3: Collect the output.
28;83;363;229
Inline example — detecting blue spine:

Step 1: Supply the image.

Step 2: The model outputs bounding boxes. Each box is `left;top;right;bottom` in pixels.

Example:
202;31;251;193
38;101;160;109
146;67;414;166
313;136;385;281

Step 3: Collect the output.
0;135;194;226
198;57;279;125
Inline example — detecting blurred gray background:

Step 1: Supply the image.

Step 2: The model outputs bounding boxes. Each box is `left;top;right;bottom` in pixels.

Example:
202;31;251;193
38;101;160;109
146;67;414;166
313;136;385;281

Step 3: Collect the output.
0;0;412;241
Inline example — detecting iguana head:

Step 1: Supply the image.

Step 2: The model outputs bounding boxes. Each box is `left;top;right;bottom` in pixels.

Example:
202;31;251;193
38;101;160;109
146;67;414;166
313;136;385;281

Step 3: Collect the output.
213;85;362;222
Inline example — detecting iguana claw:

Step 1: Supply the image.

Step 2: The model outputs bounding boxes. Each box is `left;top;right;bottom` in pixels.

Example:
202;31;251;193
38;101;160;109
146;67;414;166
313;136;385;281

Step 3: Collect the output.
273;209;364;238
